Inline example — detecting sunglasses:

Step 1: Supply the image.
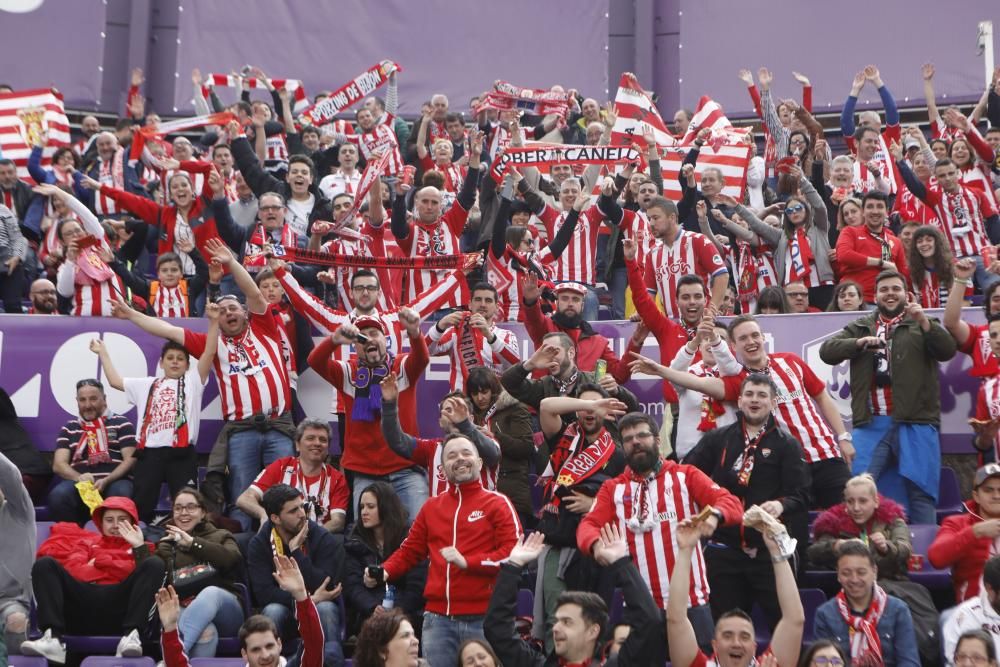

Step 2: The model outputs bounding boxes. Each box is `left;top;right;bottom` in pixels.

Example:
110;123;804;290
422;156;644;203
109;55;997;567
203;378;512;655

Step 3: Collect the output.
76;379;104;391
785;204;806;214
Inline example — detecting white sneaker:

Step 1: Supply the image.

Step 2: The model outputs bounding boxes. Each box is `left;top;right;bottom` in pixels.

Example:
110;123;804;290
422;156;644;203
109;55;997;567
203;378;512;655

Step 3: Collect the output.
21;629;67;664
116;629;143;657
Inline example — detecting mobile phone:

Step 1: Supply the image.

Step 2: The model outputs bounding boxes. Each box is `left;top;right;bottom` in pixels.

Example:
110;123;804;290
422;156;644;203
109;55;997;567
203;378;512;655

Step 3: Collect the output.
366;566;385;583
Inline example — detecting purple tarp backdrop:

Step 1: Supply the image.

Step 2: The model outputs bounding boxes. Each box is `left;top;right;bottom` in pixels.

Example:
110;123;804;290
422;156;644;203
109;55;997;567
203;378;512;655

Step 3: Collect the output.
0;309;985;457
0;0;107;107
171;0;610;116
678;0;998;117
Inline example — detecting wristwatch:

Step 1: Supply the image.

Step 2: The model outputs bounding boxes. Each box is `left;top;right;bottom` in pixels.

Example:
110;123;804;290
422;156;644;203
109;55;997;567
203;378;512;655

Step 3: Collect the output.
710;508;724;523
837;432;853;442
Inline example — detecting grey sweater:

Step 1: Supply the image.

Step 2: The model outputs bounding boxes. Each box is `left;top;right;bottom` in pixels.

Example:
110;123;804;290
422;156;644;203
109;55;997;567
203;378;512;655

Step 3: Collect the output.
0;205;27;271
0;452;35;608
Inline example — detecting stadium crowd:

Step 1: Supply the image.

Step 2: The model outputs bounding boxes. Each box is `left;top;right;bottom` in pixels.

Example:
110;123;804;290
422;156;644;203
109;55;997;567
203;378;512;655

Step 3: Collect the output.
1;57;1000;667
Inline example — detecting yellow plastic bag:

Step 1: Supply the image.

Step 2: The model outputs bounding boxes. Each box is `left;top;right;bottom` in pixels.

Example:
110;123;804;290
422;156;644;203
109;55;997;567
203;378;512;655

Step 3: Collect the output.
75;480;104;514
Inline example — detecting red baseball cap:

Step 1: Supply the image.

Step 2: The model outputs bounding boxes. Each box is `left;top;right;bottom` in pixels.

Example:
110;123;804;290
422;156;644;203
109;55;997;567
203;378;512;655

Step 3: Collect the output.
353;315;388;335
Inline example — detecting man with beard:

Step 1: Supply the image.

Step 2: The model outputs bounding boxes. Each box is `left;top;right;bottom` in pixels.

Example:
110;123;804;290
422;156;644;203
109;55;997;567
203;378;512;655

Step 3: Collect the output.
76;132;143;217
943;555;1000;661
577;412;743;664
667;509;805;667
501;332;640;436
835;191;908;303
428;283;519;392
635;314;853;509
109;239;294;530
814;541;919;667
307;308;430;521
370;435;521;667
246;484;345;667
684;373;811;627
521;277;625;378
28;278;61;314
820;270;956;524
533;387;629;651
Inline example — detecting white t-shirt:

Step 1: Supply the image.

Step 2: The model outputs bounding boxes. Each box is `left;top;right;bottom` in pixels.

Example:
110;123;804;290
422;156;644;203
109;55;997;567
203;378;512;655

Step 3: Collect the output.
285;195;315;240
123;367;207;449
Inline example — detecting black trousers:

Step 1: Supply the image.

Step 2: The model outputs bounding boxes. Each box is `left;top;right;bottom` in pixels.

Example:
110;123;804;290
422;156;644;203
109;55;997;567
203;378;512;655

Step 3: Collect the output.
33;556;166;636
0;267;25;313
132;447;199;523
810;457;852;509
705;545;781;631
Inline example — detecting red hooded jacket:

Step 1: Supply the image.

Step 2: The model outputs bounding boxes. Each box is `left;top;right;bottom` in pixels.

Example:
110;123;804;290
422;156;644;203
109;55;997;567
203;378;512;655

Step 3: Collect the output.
928;500;993;602
37;496;153;585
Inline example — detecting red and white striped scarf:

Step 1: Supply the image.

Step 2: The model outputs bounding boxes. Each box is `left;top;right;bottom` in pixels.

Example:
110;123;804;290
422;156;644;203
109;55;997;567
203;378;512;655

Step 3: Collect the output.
244;223;297;270
457;315;486;383
94;149;125;215
836;585;887;667
138;376;190;449
205;74;309;114
73;417;111;465
787;228;814;285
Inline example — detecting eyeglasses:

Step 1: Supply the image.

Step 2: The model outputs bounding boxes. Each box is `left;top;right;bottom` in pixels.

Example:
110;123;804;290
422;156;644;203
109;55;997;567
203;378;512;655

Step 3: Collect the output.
259;205;284;212
622;431;656;443
76;379;104;390
352;285;380;293
955;655;990;665
785;204;806;213
812;659;845;667
173;504;202;514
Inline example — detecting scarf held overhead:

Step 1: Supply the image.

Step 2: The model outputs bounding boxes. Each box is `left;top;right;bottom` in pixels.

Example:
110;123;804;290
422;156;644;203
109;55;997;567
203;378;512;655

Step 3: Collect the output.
489;143;640;183
276;247;481;271
297;61;402;128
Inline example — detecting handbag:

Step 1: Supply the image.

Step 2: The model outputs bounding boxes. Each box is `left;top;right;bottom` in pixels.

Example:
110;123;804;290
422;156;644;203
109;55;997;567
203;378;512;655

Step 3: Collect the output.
168;542;225;601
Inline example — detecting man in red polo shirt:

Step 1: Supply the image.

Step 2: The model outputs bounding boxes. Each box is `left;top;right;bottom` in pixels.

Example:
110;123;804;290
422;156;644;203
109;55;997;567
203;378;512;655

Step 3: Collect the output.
307;308;428;519
835;190;908;303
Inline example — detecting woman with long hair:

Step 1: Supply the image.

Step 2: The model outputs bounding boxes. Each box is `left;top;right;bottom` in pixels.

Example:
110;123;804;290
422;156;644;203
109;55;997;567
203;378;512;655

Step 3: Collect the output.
907;225;954;308
826;281;865;312
735;170;835;309
457;638;500;667
354;609;426;667
464;367;535;528
343;483;426;628
151;488;244;657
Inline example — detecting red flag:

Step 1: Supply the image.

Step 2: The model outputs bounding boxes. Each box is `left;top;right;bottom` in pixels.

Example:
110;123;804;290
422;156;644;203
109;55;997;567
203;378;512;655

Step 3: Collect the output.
610;73;677;153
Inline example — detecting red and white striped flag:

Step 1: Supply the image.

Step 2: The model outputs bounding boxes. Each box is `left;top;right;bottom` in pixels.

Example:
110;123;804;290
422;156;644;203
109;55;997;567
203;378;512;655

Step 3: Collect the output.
679;95;751;148
0;88;71;182
610;72;677;153
660;143;752;201
206;73;309;114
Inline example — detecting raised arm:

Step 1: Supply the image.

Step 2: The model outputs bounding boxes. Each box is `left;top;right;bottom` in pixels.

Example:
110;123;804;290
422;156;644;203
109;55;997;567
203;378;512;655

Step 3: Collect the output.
734;203;782;246
762;529;805;667
199;302;221;383
378;375;418;460
110;296;186;345
205;237;267;315
539;396;628;439
921;63;942;127
90;339;124;391
628;352;727;400
841;70;866;138
943;258;976;346
666;522;705;667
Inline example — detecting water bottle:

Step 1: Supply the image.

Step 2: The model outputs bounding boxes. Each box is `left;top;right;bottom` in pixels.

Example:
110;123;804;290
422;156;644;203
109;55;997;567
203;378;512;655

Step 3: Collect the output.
381;584;397;609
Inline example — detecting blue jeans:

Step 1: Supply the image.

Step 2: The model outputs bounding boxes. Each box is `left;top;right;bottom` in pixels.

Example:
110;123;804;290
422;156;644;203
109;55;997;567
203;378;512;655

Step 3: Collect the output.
865;422;938;525
48;477;133;525
971;254;1000;292
178;586;244;657
351;469;428;525
262;600;343;667
608;267;628;320
421;612;485;667
227;428;295;530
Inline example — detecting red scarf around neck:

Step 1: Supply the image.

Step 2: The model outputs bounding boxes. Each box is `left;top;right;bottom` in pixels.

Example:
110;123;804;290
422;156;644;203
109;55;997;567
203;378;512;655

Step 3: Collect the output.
788;227;814;284
835;584;887;666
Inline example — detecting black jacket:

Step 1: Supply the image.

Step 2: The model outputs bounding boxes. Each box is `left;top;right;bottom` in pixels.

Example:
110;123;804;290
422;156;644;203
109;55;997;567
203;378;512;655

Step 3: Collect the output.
685;414;811;555
342;530;427;618
247;520;344;609
485;557;661;667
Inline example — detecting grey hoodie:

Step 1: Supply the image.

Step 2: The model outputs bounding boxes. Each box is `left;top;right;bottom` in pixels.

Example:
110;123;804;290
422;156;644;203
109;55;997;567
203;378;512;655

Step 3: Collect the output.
0;452;35;609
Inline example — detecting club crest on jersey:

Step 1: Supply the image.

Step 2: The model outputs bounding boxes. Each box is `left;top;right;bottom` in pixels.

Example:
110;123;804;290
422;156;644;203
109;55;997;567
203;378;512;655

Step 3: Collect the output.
760;448;772;458
435;464;447;482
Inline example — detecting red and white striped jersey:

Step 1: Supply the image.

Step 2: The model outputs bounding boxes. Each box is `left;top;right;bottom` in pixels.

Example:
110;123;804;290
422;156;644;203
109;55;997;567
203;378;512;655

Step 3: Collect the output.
930;120;965;144
895;185;939;226
150;282;189;318
618;209;656;269
850;132;899;195
320;222;395;312
958;323;999;380
485;246;556;322
585;464;723;608
427;322;520;391
976;376;1000;462
537;204;605;284
722;353;841;463
643;231;728;319
346;122;403;175
318;170;362;200
962;164;998;208
264;134;289;172
183;312;291;421
250;456;349;524
396;207;469;306
924;184;997;258
419;155;467;193
411;437;499;497
72;275;126;317
92;154;125;216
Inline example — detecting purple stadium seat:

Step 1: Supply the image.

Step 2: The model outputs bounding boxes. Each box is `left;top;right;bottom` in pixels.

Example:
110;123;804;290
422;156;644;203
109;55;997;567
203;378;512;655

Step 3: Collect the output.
908;524;953;591
9;657;48;667
63;636;123;656
80;658;155;667
937;467;963;522
609;588;624;626
517;588;534;617
35;520;54;546
752;588;826;647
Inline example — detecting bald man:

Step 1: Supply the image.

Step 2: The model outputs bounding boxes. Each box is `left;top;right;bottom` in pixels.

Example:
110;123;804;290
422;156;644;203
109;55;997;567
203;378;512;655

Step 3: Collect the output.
28;279;60;314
